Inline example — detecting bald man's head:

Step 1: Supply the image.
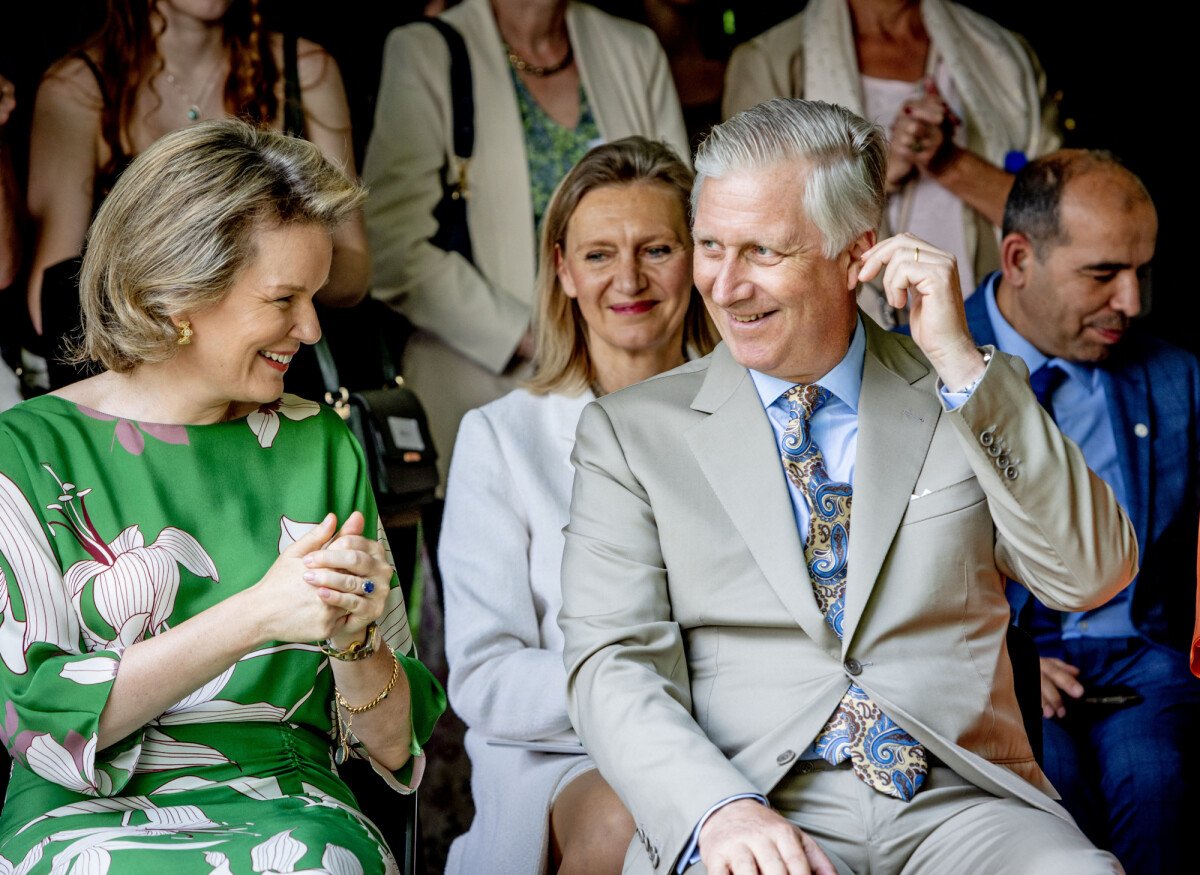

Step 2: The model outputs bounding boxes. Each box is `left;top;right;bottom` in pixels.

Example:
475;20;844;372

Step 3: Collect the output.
996;150;1157;362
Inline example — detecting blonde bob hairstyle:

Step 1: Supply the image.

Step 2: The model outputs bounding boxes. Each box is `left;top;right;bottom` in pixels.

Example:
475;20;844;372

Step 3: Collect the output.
74;118;365;373
526;137;718;396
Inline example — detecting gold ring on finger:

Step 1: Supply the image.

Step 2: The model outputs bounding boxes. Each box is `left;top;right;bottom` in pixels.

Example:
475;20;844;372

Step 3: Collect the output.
914;247;921;264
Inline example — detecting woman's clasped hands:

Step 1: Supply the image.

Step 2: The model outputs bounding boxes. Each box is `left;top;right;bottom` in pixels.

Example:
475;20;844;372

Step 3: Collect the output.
246;511;393;651
888;78;961;189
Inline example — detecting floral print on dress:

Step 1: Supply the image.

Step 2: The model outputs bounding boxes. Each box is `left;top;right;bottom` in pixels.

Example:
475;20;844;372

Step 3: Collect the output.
76;405;189;456
247;397;320;449
42;465;220;650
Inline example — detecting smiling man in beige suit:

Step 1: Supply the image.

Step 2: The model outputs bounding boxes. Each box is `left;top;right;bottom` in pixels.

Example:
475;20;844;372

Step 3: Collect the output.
558;99;1136;875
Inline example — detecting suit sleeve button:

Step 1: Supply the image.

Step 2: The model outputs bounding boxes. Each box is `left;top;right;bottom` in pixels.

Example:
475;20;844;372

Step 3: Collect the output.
844;657;863;676
980;429;996;446
1004;465;1019;480
777;749;796;765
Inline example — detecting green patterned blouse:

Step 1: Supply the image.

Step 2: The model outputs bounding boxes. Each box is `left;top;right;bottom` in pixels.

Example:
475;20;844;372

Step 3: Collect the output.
0;394;445;874
512;70;602;232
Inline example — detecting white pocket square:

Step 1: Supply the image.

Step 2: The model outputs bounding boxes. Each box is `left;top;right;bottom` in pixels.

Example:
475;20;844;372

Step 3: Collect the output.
910;489;932;501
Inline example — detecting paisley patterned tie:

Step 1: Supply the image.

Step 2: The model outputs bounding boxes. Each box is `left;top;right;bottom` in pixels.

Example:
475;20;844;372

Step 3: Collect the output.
780;384;928;801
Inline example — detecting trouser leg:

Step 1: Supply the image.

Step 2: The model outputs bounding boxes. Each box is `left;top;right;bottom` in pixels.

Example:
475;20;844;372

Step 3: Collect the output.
770;761;1118;875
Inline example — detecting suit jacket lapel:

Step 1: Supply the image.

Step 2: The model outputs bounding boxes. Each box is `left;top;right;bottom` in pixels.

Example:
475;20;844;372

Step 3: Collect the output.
1101;359;1151;555
685;345;837;649
842;321;941;648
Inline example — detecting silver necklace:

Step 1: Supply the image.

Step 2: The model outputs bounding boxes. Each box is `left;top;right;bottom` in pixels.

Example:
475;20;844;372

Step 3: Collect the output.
163;60;224;122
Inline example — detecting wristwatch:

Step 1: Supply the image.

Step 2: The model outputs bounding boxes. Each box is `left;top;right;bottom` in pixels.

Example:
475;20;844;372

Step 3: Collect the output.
320;622;378;661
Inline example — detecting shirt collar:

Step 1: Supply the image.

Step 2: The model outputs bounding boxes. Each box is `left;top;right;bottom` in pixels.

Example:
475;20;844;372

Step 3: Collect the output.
984;276;1099;391
749;316;865;413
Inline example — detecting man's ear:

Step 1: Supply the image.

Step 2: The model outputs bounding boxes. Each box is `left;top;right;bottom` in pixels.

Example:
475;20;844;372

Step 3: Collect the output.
846;229;877;291
555;243;578;299
1000;232;1036;288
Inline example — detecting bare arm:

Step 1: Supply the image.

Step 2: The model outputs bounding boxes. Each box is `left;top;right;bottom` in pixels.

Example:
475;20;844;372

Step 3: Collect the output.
924;146;1012;228
1;74;19;290
25;60;101;333
97;513;413;769
296;39;369;308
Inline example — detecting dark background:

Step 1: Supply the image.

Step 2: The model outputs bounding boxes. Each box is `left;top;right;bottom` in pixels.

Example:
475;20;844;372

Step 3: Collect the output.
1;1;1189;353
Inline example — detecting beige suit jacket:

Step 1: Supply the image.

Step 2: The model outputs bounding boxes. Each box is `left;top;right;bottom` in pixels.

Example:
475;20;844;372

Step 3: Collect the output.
363;0;688;478
559;320;1137;873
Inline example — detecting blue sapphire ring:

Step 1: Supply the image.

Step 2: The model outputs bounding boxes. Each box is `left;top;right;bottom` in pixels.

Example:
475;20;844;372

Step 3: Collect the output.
361;579;376;595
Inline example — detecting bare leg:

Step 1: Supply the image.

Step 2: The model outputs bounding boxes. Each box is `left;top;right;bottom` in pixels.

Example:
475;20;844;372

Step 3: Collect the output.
550;768;636;875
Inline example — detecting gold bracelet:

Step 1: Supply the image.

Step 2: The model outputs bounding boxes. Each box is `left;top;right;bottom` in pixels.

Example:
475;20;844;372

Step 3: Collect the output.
333;643;399;765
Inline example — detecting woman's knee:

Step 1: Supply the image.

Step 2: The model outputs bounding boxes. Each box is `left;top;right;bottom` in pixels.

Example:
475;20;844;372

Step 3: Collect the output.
551;771;635;872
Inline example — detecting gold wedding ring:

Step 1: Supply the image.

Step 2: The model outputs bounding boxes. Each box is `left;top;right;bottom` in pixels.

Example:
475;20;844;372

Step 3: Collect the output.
914;247;921;264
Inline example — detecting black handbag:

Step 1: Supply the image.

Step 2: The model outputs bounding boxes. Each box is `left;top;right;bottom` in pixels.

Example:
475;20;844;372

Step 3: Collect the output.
423;17;476;264
313;304;439;525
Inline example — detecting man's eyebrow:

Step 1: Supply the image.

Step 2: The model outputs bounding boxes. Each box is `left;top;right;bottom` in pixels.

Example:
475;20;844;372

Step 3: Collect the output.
1080;262;1131;272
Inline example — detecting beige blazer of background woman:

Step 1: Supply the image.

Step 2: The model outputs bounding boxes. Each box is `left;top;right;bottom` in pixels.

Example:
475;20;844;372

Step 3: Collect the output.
363;0;689;479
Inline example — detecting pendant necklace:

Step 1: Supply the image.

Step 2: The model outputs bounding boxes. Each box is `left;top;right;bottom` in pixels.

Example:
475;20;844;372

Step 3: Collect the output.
163;58;225;122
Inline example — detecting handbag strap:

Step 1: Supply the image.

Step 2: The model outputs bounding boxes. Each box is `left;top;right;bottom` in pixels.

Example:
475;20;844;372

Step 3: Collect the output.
313;336;344;400
423;18;475;162
312;303;404;396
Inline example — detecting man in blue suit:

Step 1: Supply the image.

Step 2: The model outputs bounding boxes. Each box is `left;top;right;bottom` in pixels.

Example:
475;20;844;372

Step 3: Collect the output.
964;149;1200;874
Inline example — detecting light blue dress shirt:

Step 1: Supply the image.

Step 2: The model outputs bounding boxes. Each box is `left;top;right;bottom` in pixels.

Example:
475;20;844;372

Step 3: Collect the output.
982;276;1136;642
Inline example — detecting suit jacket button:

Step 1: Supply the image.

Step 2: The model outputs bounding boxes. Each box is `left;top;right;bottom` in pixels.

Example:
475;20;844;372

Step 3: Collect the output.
777;749;796;765
987;443;1002;457
649;847;660;867
797;760;815;775
996;454;1010;468
844;657;863;676
1004;465;1019;480
980;428;996;446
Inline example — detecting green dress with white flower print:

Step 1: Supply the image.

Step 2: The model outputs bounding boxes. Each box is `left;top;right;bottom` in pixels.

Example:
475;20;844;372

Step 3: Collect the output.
0;394;445;875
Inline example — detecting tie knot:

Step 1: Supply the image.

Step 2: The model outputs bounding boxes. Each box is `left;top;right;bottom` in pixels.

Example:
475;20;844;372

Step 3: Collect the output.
782;384;829;421
1029;363;1067;410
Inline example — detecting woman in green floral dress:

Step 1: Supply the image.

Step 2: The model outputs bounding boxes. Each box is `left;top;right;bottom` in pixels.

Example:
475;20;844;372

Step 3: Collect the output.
0;120;445;874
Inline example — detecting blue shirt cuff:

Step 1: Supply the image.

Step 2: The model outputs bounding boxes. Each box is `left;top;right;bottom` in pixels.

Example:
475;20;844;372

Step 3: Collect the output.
676;793;770;873
938;382;973;410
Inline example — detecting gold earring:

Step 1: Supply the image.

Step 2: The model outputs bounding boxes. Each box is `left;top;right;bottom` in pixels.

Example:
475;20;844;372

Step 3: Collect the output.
177;321;193;345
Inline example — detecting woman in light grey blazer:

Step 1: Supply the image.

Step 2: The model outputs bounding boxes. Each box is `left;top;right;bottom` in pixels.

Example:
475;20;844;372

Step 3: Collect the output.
440;139;717;874
363;0;690;483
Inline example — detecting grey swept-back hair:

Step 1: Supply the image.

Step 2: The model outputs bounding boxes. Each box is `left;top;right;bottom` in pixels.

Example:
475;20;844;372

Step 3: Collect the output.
693;98;887;257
